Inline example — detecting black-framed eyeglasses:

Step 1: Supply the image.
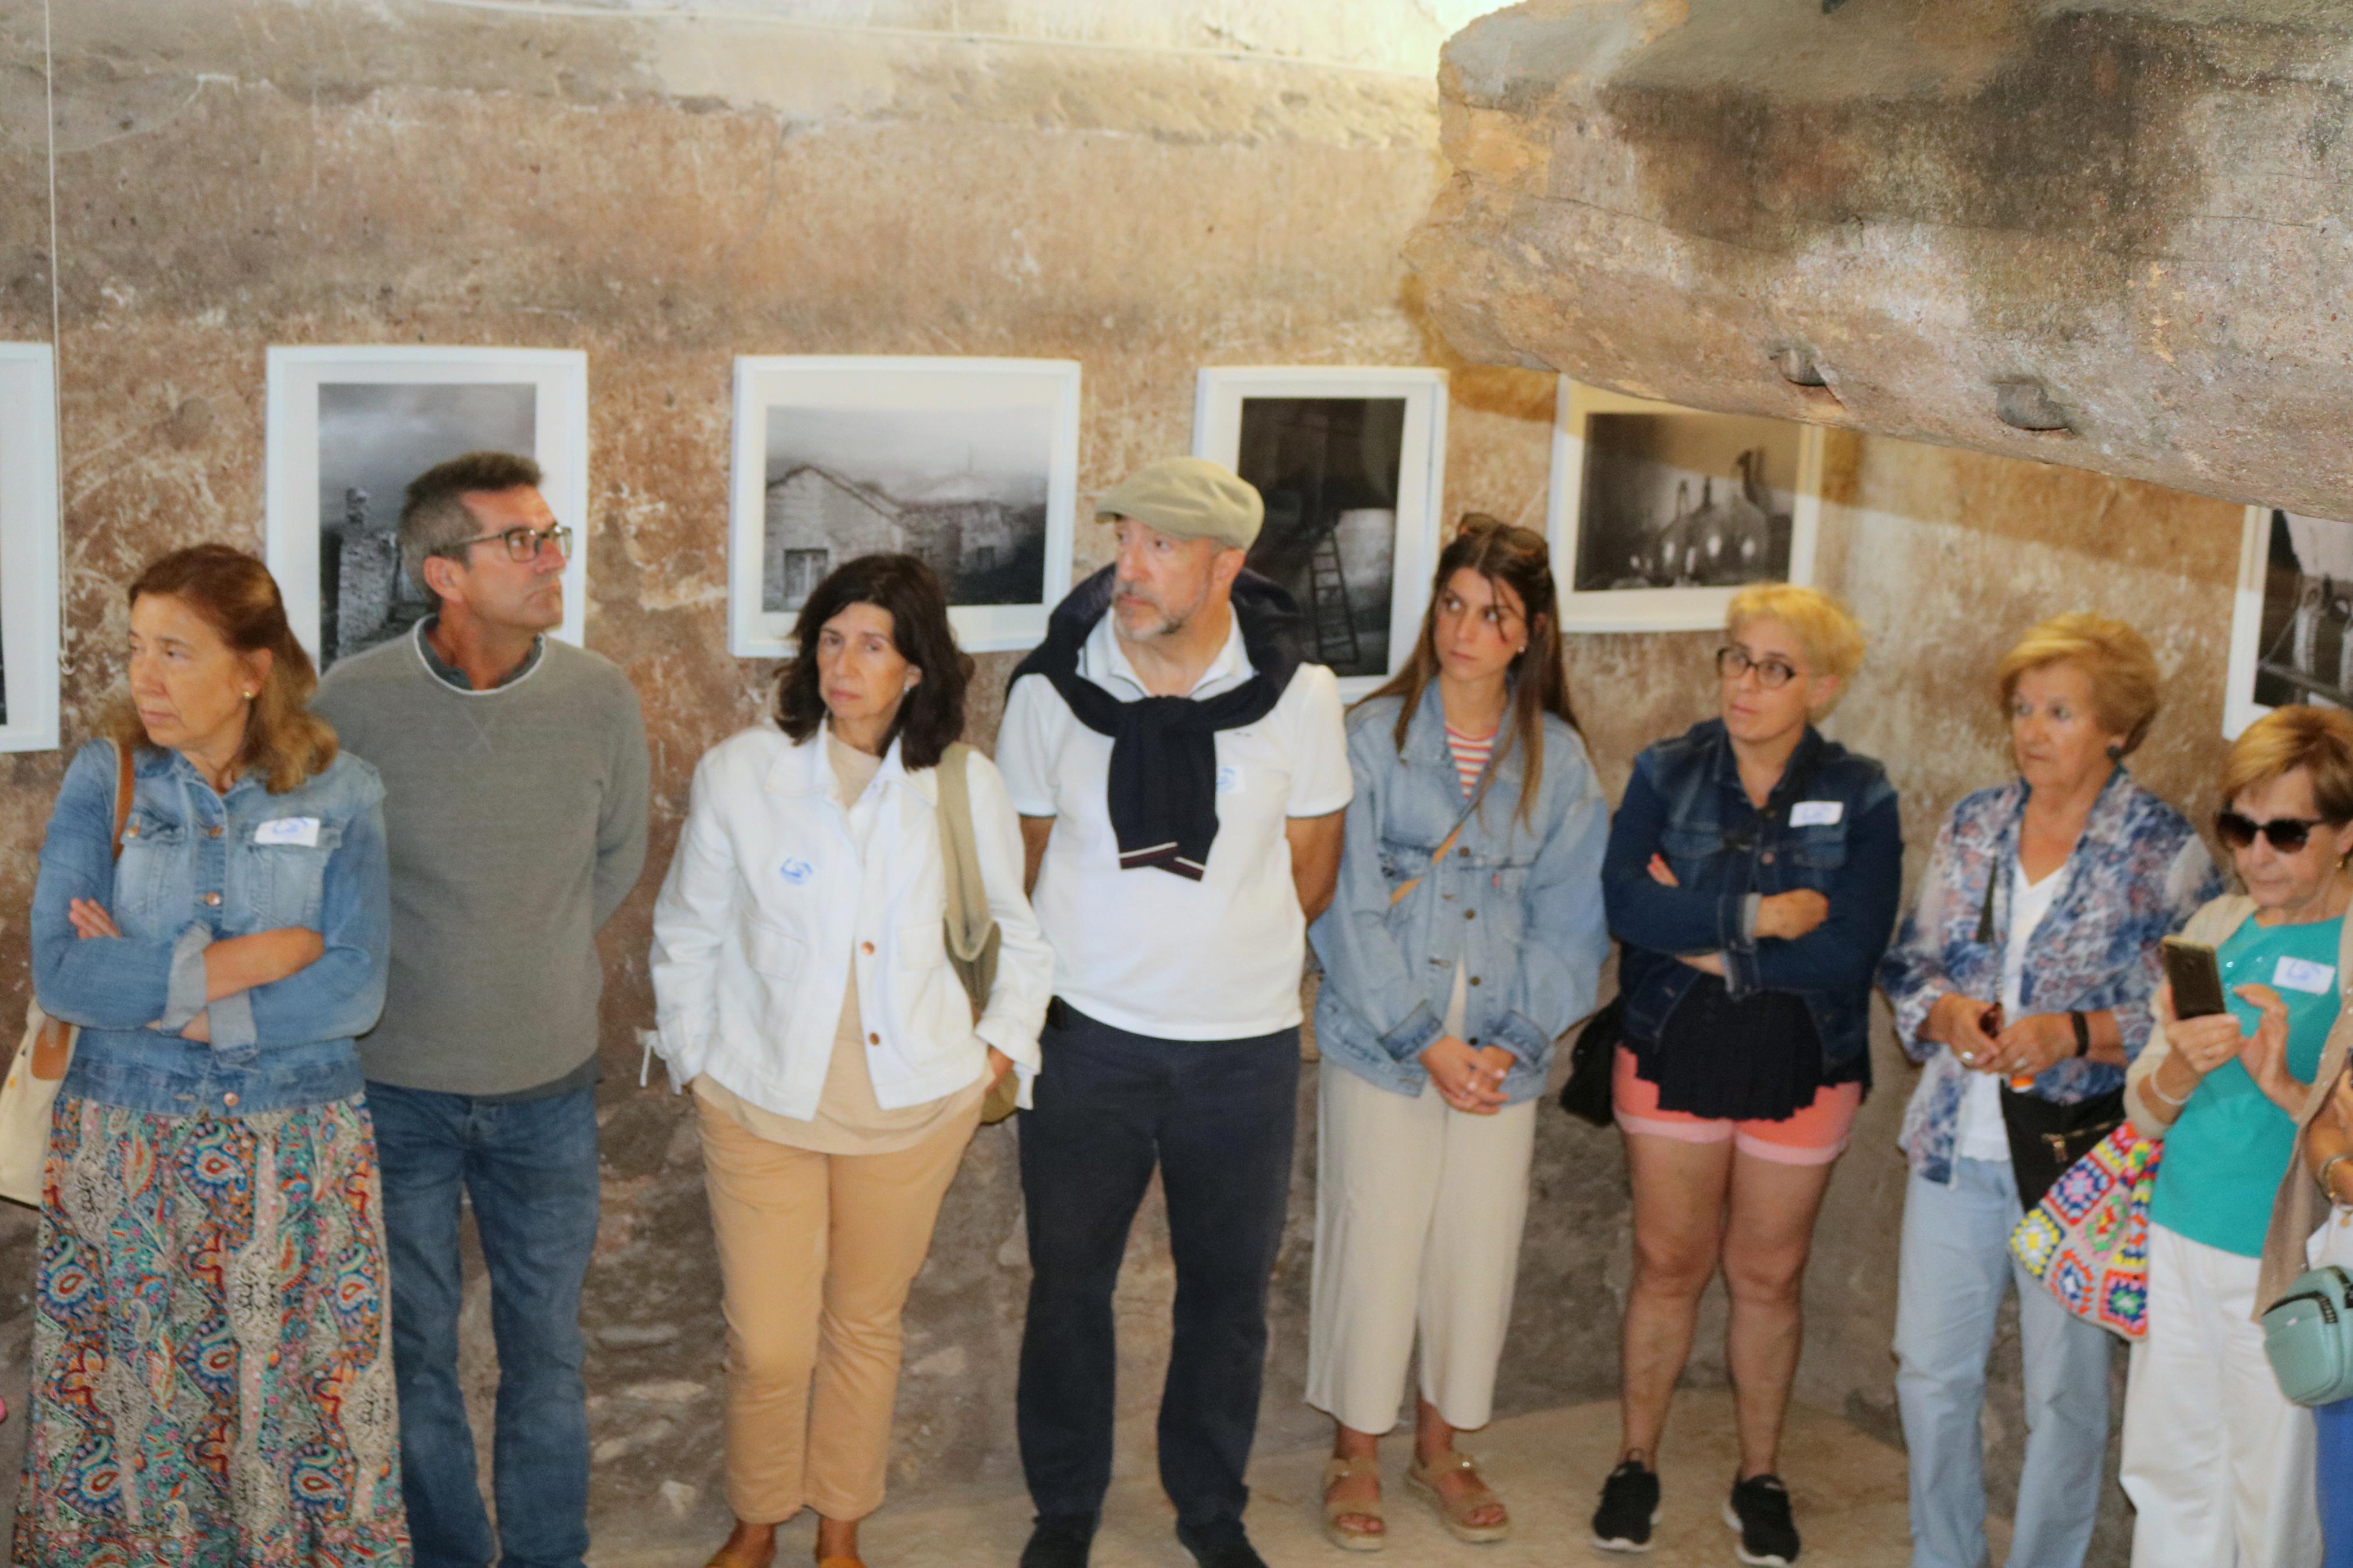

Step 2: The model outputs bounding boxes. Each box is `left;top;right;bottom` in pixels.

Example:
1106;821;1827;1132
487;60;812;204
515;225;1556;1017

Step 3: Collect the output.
1716;645;1799;689
437;523;573;564
2216;809;2330;854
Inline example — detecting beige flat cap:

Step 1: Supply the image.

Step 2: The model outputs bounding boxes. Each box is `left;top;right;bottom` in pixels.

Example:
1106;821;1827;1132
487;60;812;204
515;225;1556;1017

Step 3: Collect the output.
1094;457;1264;551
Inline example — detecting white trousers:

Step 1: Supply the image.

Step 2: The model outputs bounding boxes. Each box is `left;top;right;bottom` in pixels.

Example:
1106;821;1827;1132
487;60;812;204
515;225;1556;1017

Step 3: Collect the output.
2123;1222;2320;1568
1304;1062;1538;1435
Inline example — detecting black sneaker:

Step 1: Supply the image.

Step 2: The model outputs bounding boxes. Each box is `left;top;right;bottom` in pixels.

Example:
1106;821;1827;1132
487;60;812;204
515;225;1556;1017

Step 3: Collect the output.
1174;1517;1267;1568
1019;1514;1096;1568
1592;1458;1660;1552
1724;1473;1800;1566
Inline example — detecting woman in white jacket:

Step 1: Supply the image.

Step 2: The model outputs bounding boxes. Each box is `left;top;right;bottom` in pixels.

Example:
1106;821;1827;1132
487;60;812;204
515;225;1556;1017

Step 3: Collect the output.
651;554;1052;1568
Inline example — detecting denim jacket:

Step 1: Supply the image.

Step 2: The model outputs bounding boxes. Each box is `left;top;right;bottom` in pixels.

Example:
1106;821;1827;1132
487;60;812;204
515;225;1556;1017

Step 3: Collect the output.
1879;770;2220;1183
1603;718;1903;1077
1308;685;1609;1104
31;739;391;1118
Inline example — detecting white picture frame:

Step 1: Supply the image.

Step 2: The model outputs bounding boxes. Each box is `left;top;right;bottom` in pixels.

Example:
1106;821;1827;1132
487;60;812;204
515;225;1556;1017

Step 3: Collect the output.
0;343;61;753
1548;379;1824;634
2222;502;2353;738
1191;365;1447;699
265;347;590;671
729;356;1081;658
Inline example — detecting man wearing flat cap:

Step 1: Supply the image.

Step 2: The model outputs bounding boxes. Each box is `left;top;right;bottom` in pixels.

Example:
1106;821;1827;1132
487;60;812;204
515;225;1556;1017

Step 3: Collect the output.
998;456;1350;1568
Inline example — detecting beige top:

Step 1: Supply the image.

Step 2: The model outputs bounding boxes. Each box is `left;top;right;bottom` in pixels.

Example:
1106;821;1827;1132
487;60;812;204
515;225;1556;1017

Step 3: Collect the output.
695;733;985;1155
2126;891;2353;1317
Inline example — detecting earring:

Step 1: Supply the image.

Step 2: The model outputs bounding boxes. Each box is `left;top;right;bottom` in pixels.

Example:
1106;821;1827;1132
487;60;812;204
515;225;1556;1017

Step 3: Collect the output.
2105;744;2123;761
242;690;254;701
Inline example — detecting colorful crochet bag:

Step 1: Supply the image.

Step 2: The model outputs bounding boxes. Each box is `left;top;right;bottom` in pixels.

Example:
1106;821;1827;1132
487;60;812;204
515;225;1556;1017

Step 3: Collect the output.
2008;1122;2163;1341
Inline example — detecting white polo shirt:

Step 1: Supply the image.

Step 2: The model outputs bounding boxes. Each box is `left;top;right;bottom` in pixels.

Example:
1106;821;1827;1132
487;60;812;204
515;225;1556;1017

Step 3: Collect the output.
996;609;1351;1040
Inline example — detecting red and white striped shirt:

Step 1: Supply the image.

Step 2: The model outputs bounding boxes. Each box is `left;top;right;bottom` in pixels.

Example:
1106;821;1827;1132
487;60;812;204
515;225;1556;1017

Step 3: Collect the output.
1444;723;1496;799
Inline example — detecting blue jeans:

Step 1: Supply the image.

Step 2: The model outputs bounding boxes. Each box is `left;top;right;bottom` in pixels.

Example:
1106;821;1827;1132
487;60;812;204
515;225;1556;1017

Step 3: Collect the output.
371;1080;601;1568
2320;1398;2353;1567
1894;1157;2114;1568
1016;1004;1300;1533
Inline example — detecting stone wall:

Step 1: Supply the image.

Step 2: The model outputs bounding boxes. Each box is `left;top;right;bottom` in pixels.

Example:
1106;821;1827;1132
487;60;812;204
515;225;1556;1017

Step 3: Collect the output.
0;5;2253;1562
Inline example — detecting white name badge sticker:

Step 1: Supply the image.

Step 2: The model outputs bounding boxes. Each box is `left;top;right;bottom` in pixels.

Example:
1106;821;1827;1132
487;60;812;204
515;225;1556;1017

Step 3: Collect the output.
253;816;320;847
2274;955;2337;995
1790;801;1844;827
1215;765;1245;795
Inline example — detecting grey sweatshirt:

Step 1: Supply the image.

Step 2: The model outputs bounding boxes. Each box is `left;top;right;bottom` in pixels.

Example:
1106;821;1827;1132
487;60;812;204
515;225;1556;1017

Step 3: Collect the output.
313;625;650;1095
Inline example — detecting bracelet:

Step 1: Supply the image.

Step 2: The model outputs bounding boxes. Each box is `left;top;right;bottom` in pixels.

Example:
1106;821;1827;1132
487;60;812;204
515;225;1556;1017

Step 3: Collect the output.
2322;1153;2353;1207
2147;1068;2190;1107
2071;1011;2091;1058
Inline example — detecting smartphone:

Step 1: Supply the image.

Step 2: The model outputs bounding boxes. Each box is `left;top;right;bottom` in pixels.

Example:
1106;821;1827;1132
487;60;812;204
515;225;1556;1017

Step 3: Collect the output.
2163;937;2230;1019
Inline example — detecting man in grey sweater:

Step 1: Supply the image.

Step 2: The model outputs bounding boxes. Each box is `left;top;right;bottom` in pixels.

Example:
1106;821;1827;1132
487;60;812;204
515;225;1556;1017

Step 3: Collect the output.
314;451;649;1568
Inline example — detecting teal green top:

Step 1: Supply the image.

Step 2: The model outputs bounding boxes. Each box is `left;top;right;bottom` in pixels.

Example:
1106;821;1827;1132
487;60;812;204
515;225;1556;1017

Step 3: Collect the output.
2149;912;2344;1257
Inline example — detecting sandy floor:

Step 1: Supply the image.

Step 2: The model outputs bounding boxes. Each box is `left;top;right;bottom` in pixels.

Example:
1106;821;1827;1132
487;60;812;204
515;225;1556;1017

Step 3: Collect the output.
592;1388;1925;1567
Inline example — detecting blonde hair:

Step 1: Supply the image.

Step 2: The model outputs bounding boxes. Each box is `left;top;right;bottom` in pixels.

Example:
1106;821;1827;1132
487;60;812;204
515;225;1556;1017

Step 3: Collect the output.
1725;584;1866;709
105;545;338;795
2221;706;2353;824
1996;613;2163;756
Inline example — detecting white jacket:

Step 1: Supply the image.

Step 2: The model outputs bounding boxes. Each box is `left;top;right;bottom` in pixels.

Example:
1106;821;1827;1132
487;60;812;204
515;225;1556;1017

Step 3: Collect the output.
648;721;1052;1118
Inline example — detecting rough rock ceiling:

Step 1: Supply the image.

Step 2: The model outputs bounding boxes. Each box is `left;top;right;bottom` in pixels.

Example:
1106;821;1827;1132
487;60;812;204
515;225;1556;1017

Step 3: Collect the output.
1406;0;2353;517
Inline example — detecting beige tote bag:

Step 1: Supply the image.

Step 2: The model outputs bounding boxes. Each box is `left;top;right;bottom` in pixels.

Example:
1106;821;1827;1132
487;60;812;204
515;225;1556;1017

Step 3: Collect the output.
0;742;136;1208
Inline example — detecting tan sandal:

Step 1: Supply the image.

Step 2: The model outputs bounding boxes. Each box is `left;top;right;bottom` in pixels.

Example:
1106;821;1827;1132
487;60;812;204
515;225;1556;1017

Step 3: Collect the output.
1405;1450;1511;1545
1322;1455;1386;1552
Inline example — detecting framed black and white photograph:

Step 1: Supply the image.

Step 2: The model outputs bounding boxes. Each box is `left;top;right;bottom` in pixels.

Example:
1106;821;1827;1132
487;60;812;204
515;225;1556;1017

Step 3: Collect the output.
1548;381;1823;633
1192;367;1446;698
2223;503;2353;737
0;343;61;752
265;347;589;671
729;357;1081;657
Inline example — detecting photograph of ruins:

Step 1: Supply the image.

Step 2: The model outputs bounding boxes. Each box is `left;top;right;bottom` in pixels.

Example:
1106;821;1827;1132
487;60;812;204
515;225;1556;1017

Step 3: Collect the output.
314;382;535;669
2247;509;2353;714
760;404;1052;616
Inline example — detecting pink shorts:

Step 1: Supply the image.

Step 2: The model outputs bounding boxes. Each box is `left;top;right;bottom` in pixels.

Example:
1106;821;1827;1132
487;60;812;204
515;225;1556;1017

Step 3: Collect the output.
1610;1046;1861;1167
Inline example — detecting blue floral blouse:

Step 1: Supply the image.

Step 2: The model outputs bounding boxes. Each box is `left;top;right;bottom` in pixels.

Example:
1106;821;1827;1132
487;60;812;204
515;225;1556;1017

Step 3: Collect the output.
1878;769;2220;1183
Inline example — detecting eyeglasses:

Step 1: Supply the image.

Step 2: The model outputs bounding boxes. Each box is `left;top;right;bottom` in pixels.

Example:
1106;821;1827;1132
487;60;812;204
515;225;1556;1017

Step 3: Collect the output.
1716;646;1800;689
438;523;573;564
2216;810;2330;853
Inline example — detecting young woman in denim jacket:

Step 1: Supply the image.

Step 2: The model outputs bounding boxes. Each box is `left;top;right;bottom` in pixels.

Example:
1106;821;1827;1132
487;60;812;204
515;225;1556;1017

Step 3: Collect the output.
15;546;400;1567
1878;616;2214;1568
1306;518;1609;1551
1593;585;1901;1567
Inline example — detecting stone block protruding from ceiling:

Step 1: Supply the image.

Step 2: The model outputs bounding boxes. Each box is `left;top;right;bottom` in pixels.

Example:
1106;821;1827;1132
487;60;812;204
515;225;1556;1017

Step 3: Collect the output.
1405;0;2353;518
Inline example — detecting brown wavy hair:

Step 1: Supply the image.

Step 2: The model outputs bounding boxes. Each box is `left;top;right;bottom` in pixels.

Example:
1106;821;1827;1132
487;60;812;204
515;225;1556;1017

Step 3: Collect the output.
1361;513;1577;827
106;545;338;794
776;554;972;770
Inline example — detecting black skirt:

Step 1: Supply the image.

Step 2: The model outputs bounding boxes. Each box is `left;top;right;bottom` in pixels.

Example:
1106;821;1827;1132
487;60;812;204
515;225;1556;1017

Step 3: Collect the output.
1632;976;1843;1122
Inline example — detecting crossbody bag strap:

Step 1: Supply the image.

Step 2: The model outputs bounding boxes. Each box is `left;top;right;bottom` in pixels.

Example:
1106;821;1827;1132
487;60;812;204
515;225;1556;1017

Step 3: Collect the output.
935;744;995;963
1390;810;1476;909
113;740;134;861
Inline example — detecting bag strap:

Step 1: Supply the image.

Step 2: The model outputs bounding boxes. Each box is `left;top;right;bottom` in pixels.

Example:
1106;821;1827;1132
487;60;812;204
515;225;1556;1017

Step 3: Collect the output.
112;740;134;862
935;744;996;965
1389;815;1471;909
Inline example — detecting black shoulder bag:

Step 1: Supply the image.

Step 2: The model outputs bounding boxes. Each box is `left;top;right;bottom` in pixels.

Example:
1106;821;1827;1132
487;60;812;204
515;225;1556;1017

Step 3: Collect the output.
1978;866;2124;1209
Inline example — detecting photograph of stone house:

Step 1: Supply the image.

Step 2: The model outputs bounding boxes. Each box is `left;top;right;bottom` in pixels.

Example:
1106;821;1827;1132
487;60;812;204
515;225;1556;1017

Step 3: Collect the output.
760;404;1050;614
315;382;535;669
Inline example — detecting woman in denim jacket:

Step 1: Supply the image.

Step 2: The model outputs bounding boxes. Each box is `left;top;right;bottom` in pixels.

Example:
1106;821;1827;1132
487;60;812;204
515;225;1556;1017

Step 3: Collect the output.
1878;615;2214;1568
1593;585;1901;1567
1307;518;1608;1551
15;546;400;1567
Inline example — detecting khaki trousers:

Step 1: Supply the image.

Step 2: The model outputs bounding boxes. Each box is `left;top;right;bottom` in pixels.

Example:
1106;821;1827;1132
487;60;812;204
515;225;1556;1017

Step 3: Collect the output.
1305;1062;1538;1435
695;1092;981;1524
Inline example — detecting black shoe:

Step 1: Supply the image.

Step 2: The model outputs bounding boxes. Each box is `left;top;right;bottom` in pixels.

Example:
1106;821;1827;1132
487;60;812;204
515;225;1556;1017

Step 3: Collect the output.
1020;1514;1096;1568
1592;1458;1660;1552
1724;1473;1800;1566
1174;1517;1268;1568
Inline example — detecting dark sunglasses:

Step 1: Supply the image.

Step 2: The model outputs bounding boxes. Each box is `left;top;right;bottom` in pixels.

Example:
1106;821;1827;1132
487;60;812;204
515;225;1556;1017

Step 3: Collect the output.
2216;809;2331;853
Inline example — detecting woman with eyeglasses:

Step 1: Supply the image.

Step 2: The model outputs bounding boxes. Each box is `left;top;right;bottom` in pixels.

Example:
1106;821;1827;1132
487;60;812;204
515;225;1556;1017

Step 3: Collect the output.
1878;614;2217;1568
1592;584;1901;1566
1305;517;1608;1551
2118;705;2353;1566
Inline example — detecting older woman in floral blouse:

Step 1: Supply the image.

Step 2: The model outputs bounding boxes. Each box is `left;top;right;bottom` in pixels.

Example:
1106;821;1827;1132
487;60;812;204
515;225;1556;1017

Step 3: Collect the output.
1878;614;2218;1568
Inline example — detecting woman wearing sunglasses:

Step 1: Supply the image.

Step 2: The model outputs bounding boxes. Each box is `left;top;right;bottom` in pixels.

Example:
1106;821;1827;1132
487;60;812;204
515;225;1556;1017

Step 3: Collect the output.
2120;704;2353;1567
1878;614;2217;1568
1594;585;1902;1566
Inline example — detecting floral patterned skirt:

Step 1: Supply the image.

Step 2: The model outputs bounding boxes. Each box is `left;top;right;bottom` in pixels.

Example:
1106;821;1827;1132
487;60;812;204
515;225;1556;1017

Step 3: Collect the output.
12;1093;411;1567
